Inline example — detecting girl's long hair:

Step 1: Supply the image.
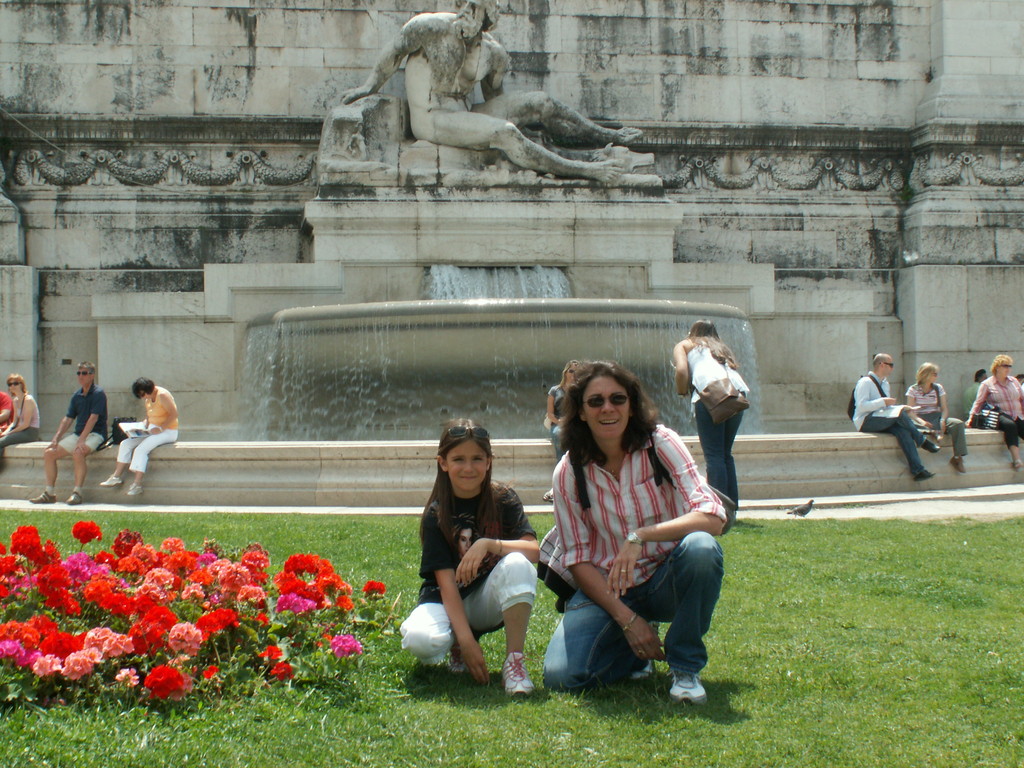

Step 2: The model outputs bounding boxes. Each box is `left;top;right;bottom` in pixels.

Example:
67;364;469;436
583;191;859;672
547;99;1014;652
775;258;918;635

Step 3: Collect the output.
687;320;739;370
420;418;501;550
560;361;658;467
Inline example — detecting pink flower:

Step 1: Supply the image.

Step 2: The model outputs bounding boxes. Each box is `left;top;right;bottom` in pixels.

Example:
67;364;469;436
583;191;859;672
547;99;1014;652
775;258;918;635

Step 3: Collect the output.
115;667;140;687
61;648;102;680
160;537;186;553
276;592;317;614
167;622;204;657
143;567;177;590
181;583;206;601
217;563;253;594
330;634;363;658
84;627;135;659
236;584;267;605
32;654;63;677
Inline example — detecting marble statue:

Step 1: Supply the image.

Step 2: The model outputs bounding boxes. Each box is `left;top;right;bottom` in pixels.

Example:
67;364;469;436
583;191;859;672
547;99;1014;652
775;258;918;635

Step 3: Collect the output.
341;0;644;183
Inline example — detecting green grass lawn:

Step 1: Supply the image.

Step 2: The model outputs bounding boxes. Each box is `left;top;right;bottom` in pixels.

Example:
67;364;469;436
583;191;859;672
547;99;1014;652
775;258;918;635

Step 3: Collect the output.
1;509;1022;768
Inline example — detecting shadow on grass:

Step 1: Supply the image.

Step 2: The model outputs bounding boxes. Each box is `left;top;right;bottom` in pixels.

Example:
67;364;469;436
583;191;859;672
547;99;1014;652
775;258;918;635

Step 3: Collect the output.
404;664;751;724
568;674;751;725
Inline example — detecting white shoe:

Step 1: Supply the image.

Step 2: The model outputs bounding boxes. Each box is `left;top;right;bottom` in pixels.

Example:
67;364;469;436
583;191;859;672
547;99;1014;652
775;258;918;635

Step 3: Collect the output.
501;651;534;695
99;475;123;487
629;661;653;680
669;671;707;704
126;483;143;496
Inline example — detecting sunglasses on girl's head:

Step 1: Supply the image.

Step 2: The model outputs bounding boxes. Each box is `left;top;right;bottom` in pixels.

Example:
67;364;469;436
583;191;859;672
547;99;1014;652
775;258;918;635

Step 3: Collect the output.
447;425;489;440
584;393;629;409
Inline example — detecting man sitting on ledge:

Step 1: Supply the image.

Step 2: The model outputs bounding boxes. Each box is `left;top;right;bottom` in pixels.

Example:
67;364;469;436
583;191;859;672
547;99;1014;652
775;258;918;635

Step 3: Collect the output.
341;0;641;183
852;353;939;481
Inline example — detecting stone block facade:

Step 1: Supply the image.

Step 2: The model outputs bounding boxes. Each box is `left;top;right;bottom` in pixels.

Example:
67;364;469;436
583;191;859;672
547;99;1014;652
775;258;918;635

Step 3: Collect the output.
1;0;1023;436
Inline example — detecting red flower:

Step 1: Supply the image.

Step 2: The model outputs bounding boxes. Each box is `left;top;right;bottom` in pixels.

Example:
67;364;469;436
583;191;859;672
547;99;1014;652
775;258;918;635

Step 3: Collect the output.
112;529;144;559
202;665;219;680
39;630;84;660
94;550;117;566
362;580;387;596
10;526;45;565
336;595;355;612
269;662;293;681
71;521;103;545
144;664;190;700
0;555;20;577
255;612;269;625
258;644;283;661
129;605;179;654
194;608;239;640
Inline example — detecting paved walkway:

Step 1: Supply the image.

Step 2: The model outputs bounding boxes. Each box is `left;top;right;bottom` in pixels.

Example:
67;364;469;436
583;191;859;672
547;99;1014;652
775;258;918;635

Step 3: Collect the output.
3;484;1022;522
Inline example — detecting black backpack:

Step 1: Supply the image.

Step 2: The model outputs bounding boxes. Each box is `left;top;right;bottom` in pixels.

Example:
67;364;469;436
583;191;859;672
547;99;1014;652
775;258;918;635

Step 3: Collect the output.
848;374;886;419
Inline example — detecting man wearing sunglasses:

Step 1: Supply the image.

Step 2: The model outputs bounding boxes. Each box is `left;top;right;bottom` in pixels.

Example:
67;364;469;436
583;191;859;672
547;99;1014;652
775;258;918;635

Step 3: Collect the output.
30;362;108;506
851;353;939;481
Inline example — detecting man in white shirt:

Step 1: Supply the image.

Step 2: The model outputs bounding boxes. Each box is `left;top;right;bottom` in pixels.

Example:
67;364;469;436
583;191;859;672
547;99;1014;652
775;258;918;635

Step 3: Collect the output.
852;353;939;481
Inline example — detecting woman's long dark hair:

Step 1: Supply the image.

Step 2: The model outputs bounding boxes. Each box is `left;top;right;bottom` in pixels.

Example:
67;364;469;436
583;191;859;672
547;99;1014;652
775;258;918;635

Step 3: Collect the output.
687;320;739;370
420;418;502;550
560;361;658;467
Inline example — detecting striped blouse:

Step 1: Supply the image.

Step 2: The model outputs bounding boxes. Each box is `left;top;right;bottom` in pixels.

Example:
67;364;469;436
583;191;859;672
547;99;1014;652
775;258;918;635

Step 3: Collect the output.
971;376;1024;420
552;424;725;584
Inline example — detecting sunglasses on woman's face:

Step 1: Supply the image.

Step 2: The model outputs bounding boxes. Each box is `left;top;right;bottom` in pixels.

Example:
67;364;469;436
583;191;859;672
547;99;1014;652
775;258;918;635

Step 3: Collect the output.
447;425;489;440
584;393;629;409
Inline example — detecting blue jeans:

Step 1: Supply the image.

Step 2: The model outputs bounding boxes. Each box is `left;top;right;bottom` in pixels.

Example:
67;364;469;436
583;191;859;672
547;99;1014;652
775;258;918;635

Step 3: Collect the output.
694;400;743;505
543;532;724;691
860;411;927;474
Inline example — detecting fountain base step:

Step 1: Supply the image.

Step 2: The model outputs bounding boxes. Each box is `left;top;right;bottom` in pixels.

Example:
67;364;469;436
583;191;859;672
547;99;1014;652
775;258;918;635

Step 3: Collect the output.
0;431;1015;508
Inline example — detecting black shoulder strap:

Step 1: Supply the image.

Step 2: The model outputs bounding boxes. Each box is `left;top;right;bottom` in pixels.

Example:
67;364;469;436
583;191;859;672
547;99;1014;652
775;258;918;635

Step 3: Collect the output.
867;373;886;397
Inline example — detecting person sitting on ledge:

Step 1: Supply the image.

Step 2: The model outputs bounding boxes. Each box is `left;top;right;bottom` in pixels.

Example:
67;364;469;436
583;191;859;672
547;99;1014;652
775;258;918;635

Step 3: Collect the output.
99;377;179;497
341;0;641;183
906;362;968;474
0;374;40;457
852;353;940;482
30;362;108;506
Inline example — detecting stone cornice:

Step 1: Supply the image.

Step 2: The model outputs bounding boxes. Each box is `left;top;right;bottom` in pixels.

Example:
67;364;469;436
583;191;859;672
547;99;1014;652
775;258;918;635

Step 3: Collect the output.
0;115;324;145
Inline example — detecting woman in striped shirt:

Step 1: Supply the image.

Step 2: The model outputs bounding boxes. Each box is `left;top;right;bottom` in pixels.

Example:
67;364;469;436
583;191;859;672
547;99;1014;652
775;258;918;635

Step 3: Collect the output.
542;360;726;704
906;362;968;473
969;354;1024;470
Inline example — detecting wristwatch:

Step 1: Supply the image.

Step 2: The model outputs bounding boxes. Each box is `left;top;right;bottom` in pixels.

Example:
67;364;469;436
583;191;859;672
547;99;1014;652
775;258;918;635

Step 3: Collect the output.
626;530;643;546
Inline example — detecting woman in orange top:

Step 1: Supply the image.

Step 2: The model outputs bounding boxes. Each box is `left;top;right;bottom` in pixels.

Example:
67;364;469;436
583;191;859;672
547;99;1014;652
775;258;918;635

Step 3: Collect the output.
99;377;179;496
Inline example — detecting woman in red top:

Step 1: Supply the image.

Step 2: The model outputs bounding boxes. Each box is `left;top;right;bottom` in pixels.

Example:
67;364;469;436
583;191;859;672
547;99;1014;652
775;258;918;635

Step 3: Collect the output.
970;354;1024;470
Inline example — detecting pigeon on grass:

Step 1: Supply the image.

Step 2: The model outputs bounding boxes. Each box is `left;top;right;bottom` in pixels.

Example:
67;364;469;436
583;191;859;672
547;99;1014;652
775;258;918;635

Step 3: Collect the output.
786;500;814;517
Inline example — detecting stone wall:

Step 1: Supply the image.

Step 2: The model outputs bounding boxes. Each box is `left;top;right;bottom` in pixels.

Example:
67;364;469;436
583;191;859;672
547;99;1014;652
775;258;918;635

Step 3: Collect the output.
1;0;1023;435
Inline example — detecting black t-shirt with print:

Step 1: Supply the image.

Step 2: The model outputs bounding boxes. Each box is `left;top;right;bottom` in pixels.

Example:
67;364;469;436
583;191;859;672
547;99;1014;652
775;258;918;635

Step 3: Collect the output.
417;486;535;605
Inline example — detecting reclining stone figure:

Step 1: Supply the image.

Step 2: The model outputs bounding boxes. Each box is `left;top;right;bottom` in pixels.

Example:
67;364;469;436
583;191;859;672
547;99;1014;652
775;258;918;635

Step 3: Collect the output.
341;0;644;183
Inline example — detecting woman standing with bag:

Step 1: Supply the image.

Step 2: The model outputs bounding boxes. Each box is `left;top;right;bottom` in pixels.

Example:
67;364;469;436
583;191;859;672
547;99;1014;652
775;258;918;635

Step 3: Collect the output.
672;320;749;507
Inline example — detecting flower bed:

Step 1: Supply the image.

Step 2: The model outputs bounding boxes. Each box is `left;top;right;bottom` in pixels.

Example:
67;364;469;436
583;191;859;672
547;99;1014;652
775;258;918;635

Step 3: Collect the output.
0;522;395;706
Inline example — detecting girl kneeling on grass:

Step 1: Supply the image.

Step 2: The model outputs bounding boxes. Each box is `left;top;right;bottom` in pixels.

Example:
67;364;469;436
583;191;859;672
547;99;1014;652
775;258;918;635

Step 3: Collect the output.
400;419;539;695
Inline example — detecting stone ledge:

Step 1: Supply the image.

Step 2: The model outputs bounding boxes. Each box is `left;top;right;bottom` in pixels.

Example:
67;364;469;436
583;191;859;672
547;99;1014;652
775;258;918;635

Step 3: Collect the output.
0;431;1016;508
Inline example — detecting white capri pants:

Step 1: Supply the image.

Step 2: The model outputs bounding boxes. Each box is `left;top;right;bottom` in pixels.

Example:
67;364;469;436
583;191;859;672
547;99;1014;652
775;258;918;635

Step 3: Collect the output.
117;429;178;474
400;552;537;664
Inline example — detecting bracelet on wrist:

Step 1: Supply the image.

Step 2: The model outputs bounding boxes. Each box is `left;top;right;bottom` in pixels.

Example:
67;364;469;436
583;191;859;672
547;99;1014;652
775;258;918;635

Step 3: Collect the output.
621;612;638;633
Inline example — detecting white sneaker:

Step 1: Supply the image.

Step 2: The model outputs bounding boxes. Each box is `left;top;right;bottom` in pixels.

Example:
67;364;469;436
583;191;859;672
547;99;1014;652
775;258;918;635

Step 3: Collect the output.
629;661;653;680
501;651;534;695
99;475;123;487
669;671;707;704
126;483;143;496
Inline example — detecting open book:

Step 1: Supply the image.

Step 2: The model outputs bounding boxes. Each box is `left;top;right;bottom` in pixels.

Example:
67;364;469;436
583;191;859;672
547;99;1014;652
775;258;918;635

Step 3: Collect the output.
874;404;919;419
118;421;158;439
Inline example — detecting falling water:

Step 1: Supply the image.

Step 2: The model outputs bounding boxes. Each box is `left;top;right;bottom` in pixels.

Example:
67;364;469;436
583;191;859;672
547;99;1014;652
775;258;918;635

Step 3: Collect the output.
240;299;761;440
424;265;572;299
